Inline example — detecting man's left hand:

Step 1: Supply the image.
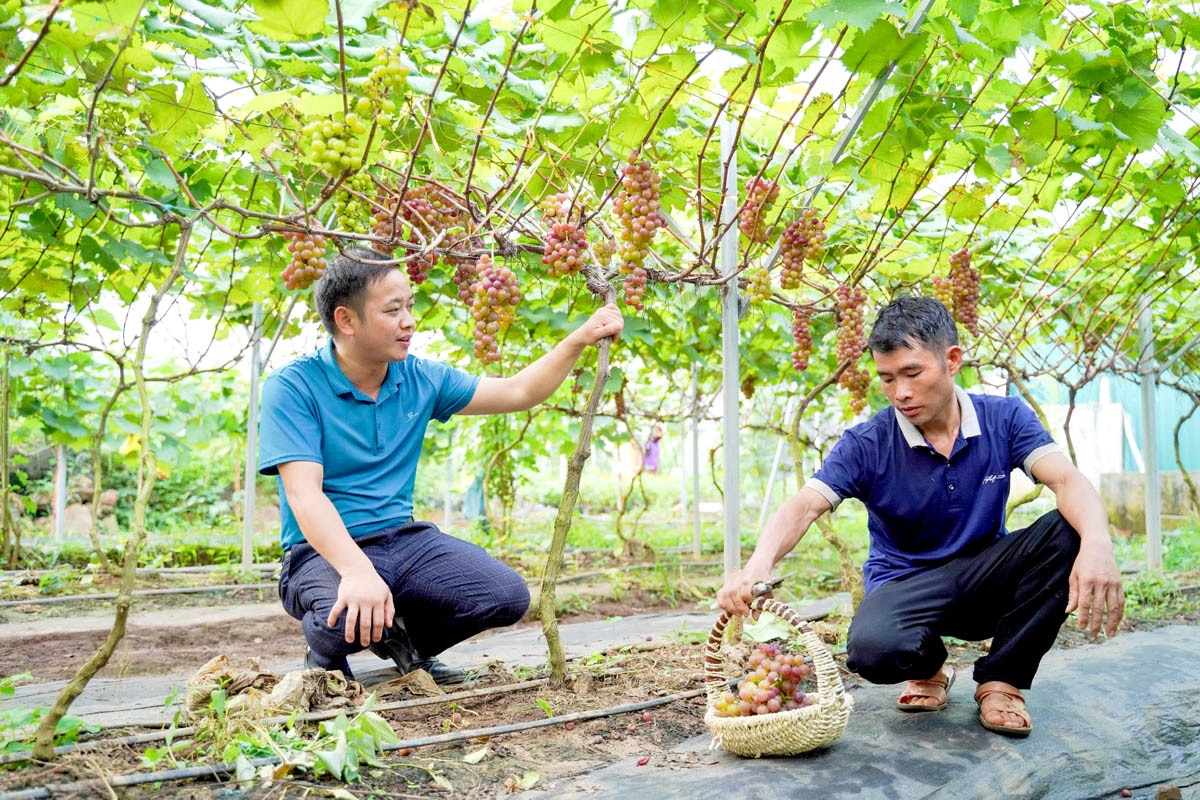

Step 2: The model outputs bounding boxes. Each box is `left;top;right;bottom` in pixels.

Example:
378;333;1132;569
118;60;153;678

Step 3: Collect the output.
1066;543;1124;638
574;304;624;346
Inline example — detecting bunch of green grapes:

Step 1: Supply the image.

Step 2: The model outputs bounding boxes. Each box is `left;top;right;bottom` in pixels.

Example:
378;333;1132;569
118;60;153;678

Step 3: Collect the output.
710;641;815;718
791;307;813;371
355;48;407;117
333;171;376;235
931;275;955;311
746;267;772;303
281;231;328;290
470;255;521;363
615;152;665;311
738;177;780;243
949;247;980;335
299;113;369;174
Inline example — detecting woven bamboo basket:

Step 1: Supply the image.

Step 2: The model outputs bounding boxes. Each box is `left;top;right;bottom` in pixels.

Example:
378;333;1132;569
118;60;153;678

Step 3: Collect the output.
703;596;853;757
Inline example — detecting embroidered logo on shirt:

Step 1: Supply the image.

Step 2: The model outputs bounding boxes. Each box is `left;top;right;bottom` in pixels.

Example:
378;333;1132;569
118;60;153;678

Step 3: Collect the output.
406;411;417;420
981;473;1006;484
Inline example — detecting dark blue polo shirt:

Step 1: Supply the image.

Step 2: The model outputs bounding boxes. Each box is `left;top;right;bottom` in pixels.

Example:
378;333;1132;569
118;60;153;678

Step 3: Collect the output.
808;387;1058;593
258;340;479;550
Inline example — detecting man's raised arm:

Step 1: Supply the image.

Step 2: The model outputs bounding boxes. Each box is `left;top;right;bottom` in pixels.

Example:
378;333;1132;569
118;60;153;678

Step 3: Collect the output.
459;304;623;415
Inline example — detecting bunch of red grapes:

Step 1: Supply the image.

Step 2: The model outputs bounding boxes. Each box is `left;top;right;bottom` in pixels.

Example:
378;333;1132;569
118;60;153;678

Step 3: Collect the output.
836;284;870;413
738;178;780;243
949;247;980;335
711;641;815;718
791;307;813;371
370;185;461;284
540;193;588;278
615;152;666;311
280;230;328;290
469;255;521;364
779;208;825;290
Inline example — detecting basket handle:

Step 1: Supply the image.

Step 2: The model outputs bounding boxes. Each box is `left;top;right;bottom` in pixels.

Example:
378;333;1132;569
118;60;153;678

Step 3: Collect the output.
704;596;846;705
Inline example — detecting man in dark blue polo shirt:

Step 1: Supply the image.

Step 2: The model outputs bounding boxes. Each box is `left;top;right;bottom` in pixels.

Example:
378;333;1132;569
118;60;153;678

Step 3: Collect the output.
718;296;1124;737
260;247;623;684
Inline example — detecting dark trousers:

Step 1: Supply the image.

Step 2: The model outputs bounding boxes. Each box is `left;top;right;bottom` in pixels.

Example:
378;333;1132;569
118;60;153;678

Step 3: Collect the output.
279;521;531;664
845;510;1080;690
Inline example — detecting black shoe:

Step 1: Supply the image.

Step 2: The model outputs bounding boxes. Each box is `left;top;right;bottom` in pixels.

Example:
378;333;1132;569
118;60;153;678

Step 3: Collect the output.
305;645;354;680
414;658;468;686
368;619;421;674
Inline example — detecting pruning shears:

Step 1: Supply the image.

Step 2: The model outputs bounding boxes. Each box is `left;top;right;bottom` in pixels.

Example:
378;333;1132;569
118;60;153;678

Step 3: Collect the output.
750;575;787;598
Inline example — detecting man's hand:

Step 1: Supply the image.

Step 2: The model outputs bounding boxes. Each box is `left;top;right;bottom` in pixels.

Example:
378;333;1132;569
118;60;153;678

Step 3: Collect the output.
572;303;624;346
1066;542;1124;638
327;564;395;646
716;565;773;617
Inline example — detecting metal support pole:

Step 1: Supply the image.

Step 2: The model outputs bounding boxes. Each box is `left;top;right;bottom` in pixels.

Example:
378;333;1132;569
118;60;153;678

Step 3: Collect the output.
690;365;701;559
1138;305;1162;570
719;113;741;579
53;443;66;541
242;303;262;568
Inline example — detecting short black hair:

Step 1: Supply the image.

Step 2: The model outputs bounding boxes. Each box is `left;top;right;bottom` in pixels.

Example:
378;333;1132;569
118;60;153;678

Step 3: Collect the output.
867;295;959;355
313;247;397;335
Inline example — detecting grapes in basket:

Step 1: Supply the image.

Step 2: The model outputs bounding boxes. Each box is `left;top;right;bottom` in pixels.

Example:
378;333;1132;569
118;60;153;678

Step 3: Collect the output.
712;641;816;718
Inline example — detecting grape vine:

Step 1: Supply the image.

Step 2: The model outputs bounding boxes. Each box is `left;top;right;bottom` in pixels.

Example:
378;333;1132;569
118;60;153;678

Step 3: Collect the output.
615;152;666;311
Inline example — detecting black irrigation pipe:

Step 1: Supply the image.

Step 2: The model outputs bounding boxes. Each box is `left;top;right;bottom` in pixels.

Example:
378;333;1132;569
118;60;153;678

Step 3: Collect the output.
1;560;725;608
0;583;278;608
0;678;553;765
0;688;707;800
1;563;281;579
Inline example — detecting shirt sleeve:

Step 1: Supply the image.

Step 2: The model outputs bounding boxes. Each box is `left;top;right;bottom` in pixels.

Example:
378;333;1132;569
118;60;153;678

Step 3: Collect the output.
807;431;870;509
258;369;324;476
423;358;481;422
1006;397;1058;479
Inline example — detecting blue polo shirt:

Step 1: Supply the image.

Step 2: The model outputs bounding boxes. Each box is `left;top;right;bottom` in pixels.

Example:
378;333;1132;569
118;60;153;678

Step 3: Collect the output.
807;387;1058;593
258;340;479;551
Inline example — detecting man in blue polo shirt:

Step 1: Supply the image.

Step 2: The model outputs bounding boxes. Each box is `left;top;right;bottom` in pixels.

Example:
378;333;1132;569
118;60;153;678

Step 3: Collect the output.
260;247;623;684
717;296;1123;737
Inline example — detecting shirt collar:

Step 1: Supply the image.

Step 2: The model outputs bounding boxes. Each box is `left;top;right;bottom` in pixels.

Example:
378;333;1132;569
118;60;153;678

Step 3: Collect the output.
319;339;403;400
894;385;980;448
320;339;356;397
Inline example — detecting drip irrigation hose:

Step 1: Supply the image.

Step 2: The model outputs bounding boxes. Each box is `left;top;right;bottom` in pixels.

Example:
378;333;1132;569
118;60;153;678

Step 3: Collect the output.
0;583;278;608
0;560;724;608
0;688;706;800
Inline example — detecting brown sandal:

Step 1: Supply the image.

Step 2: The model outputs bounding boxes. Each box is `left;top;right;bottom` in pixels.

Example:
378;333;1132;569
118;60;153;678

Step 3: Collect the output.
896;664;955;713
974;681;1033;737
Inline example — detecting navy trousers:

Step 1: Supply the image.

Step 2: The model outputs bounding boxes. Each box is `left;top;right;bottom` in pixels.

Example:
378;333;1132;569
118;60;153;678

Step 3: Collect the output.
845;510;1080;689
279;521;531;665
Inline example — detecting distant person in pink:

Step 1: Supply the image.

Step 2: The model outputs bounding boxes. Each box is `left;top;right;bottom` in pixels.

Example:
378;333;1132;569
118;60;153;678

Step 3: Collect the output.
642;423;664;474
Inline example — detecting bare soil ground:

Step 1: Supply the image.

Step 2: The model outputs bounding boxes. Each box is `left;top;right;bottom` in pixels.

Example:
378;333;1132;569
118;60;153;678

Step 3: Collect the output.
2;581;1197;799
